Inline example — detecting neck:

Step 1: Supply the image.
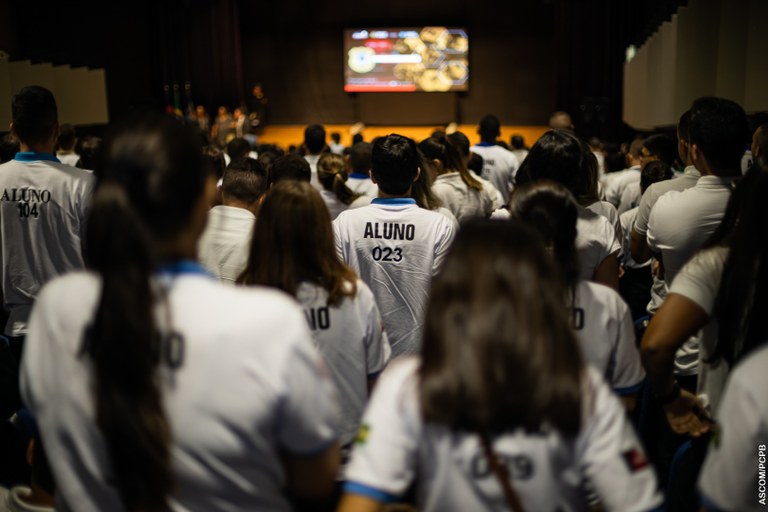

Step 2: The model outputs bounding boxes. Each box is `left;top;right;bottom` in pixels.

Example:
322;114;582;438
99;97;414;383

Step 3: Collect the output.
21;482;55;507
20;142;55;154
377;189;410;199
222;198;259;216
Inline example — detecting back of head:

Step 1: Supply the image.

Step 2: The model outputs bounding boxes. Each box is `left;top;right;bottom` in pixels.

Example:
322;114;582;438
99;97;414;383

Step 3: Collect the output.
478;115;501;141
642;134;677;166
448;131;471;158
510;134;526;150
242;180;356;305
349;141;373;174
468;152;484;174
509;181;580;293
331;132;341;144
202;145;226;180
419;133;481;191
689;96;749;172
371;134;419;195
549;111;573;131
84;113;207;511
678;110;692;144
420;219;583;435
77;136;103;173
226;137;251;160
318;152;360;205
640;160;674;194
223;157;268;205
514;129;585;196
304;124;326;154
1;134;20;163
57;123;76;150
12;86;58;146
270;154;311;185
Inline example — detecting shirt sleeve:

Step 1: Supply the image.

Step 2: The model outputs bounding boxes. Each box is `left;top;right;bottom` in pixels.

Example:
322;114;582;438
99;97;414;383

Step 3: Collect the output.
633;187;655;237
577;369;663;511
332;216;347;263
698;366;766;512
344;359;421;502
668;248;727;315
432;218;457;275
609;298;645;394
277;322;341;455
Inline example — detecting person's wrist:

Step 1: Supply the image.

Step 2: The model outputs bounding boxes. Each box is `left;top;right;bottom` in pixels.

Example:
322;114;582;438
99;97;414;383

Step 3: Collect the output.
656;381;681;406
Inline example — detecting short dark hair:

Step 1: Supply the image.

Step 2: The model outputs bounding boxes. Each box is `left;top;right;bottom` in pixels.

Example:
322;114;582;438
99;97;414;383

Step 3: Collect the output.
222;157;268;204
478;115;501;140
226;137;251;160
642;134;677;166
330;132;341;143
754;122;768;164
640;160;674;194
352;133;364;145
57;123;76;150
202;145;226;179
304;124;326;154
349;142;372;174
447;131;470;157
689;96;749;172
510;134;527;150
371;134;419;195
1;134;20;163
270;154;311;185
11;86;58;144
468;152;484;174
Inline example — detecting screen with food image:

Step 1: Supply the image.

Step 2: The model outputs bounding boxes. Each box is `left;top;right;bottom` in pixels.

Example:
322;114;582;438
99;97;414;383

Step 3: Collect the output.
344;27;469;92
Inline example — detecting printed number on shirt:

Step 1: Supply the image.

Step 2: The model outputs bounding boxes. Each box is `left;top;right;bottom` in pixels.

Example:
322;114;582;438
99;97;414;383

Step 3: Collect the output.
471;452;535;480
305;306;331;331
17;202;39;219
372;246;403;263
571;307;585;330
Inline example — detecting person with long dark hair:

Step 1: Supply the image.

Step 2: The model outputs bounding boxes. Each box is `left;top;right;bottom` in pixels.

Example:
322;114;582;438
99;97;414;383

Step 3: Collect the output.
20;114;340;511
419;133;495;222
338;220;661;512
514;129;621;290
509;181;645;410
240;180;390;450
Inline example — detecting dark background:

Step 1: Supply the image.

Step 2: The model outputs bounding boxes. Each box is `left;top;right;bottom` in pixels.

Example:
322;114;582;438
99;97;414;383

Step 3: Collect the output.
0;0;686;140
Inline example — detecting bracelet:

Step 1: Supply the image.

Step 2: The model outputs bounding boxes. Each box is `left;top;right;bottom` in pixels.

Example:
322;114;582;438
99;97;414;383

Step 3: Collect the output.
656;382;681;406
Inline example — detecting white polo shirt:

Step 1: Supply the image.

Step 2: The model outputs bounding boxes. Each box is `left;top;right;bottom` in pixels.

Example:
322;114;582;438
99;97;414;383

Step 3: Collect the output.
333;198;456;358
197;205;255;283
604;166;640;207
56;152;80;167
618;181;641;215
668;246;729;412
469;143;519;205
573;281;645;395
296;280;391;445
0;153;95;336
431;172;495;222
344;358;661;512
21;267;339;512
304;154;322;191
347;173;379;198
620;208;651;269
586;200;623;254
576;207;621;282
698;343;768;512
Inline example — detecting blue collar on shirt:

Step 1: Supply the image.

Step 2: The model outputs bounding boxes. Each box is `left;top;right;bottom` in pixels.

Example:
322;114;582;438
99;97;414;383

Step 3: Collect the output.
156;260;212;278
349;172;370;180
14;152;60;163
475;142;495;147
371;198;416;205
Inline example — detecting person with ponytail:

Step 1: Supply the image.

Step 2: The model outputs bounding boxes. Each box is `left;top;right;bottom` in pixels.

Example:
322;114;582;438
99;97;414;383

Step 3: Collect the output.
317;152;372;219
338;220;661;512
509;181;644;410
240;180;390;454
418;134;496;222
20;113;340;512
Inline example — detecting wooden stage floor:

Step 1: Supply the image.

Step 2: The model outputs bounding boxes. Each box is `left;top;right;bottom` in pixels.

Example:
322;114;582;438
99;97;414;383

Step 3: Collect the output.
255;124;549;150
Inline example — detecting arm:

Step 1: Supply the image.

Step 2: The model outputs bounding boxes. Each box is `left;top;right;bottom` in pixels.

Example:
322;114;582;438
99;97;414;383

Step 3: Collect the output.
629;227;652;264
282;443;340;500
640;293;710;436
593;252;620;291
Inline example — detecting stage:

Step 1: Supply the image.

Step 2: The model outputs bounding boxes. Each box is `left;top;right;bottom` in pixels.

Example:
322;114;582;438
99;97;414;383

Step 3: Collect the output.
255;125;549;150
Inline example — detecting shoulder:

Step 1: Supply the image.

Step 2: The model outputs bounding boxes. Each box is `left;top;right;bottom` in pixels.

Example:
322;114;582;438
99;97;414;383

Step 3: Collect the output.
677;246;729;281
578;280;627;312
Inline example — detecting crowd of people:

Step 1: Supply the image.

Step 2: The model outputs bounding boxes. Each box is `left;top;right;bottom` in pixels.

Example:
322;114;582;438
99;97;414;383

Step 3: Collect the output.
0;84;766;512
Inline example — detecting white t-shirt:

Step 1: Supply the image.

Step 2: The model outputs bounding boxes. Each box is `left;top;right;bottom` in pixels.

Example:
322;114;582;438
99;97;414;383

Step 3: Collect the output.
347;173;379;198
576;207;621;282
296;280;391;445
21;269;339;512
431;172;495;223
586;200;623;254
304;154;322;191
669;246;729;412
470;143;519;205
604;166;640;207
319;191;373;221
197;205;255;283
344;358;661;512
572;281;645;394
619;208;650;269
470;171;504;210
510;148;528;165
698;343;768;512
0;154;95;336
56;152;80;167
333;198;456;357
618;181;641;215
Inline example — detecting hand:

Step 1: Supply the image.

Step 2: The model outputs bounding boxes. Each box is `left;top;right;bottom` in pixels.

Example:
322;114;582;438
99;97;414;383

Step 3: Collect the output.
664;389;711;437
652;259;665;280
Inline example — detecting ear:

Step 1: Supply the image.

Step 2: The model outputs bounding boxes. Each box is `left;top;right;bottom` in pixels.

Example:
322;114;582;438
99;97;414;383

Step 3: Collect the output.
413;166;421;182
369;169;378;184
690;143;701;164
26;439;34;466
9;122;16;139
